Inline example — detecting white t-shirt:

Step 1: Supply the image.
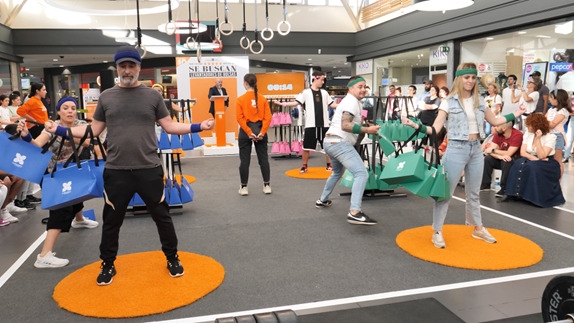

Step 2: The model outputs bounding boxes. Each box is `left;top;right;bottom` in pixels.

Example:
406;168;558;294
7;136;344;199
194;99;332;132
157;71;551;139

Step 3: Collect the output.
501;87;522;115
485;94;502;115
522;131;556;156
546;107;569;135
519;91;539;114
326;93;362;145
0;106;11;129
439;97;479;135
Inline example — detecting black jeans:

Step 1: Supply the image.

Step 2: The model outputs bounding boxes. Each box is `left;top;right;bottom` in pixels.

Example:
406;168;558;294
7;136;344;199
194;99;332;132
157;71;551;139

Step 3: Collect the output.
99;166;178;263
481;155;515;191
238;122;270;185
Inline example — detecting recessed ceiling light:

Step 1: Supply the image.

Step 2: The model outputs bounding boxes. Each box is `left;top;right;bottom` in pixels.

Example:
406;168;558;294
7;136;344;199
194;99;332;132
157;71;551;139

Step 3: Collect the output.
486;37;494;40
262;59;266;61
53;58;58;62
308;58;312;61
536;35;551;39
103;60;108;63
518;31;527;35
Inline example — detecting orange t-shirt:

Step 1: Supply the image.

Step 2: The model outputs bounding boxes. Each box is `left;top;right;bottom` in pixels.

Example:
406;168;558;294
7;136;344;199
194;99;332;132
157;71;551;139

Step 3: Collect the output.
235;91;271;136
17;96;48;128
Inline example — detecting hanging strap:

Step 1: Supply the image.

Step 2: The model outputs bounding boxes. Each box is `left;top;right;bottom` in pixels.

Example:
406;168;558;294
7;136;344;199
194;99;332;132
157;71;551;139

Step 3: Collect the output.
219;0;234;36
135;0;147;57
261;0;274;41
239;0;250;49
277;0;291;36
249;0;264;54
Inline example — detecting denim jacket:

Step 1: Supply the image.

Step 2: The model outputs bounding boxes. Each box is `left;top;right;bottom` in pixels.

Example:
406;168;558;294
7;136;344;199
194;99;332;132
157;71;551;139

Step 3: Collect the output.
445;94;486;140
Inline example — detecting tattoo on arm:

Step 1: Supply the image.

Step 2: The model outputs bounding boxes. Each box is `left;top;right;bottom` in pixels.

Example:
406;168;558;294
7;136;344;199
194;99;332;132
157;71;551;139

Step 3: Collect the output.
341;112;355;132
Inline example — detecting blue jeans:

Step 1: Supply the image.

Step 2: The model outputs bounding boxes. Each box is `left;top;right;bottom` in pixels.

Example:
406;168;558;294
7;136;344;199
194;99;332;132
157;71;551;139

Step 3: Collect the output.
433;139;483;231
320;141;367;212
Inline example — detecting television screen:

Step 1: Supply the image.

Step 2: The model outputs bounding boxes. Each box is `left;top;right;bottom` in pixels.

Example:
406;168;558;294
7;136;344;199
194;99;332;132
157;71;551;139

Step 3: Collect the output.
21;78;31;90
162;76;172;83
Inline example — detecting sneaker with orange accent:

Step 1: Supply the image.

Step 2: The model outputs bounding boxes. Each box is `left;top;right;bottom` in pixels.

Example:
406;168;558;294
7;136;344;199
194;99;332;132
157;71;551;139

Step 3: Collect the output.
326;164;333;171
299;166;308;173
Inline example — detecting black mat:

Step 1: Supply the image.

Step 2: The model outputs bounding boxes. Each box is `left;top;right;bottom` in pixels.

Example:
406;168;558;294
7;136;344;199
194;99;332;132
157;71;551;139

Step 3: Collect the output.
298;298;464;323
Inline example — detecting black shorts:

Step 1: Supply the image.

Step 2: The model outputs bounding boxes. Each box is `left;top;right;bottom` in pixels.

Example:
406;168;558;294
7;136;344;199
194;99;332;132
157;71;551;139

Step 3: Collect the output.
303;127;328;150
46;202;84;232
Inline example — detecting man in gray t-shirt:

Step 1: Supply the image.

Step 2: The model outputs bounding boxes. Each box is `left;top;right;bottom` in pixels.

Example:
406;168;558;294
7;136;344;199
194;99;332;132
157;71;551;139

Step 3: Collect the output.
530;71;549;113
44;46;214;286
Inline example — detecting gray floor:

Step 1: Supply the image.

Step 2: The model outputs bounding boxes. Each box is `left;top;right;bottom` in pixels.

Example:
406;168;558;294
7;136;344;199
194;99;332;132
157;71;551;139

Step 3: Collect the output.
1;151;573;323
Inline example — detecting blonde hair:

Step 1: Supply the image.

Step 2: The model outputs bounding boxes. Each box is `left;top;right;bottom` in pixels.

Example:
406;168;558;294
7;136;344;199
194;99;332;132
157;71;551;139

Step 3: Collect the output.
450;62;480;109
152;83;164;92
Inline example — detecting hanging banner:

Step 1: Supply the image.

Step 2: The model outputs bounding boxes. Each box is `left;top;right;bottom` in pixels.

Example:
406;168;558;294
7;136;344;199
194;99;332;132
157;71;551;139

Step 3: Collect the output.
176;56;249;138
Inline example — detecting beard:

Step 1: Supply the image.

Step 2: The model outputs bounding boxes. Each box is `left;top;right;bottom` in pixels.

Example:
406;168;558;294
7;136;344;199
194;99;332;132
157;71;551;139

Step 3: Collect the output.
120;73;139;86
496;130;505;136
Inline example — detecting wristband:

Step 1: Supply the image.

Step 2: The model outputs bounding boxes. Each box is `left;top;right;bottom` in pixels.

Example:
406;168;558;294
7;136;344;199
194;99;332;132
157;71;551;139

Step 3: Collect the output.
352;124;362;134
418;124;427;134
22;132;33;142
503;113;516;123
55;125;68;137
190;123;202;133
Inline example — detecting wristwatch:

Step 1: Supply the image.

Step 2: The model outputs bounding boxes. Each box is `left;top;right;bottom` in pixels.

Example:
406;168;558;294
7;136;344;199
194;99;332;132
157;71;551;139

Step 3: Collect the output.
491;148;495;153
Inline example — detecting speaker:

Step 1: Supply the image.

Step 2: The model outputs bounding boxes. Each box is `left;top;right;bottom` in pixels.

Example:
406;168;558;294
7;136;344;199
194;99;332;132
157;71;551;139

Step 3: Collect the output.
99;70;115;92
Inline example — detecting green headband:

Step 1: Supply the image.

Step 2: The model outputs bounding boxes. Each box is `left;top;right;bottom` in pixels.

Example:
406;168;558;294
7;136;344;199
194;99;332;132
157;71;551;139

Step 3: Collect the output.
347;77;366;88
455;68;478;77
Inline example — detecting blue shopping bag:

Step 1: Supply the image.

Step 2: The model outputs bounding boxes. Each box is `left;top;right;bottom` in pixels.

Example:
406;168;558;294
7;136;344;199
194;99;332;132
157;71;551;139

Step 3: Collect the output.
0;132;53;184
158;131;171;150
179;176;194;203
170;134;182;149
41;160;100;210
181;133;194;150
191;132;204;148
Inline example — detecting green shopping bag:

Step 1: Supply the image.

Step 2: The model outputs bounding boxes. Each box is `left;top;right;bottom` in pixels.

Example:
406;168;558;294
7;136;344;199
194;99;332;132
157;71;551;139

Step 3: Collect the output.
429;164;450;201
340;169;355;188
380;149;426;184
377;132;396;157
374;163;401;190
365;167;379;191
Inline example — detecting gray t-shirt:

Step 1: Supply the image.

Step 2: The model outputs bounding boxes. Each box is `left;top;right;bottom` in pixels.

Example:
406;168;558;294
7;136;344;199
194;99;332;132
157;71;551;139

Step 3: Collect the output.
93;84;169;169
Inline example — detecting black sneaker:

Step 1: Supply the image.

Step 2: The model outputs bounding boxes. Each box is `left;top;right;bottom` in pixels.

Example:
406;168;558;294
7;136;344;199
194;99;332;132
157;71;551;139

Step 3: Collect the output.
96;262;116;286
495;189;505;197
15;199;36;210
26;195;41;204
315;200;332;208
167;257;184;277
347;212;377;225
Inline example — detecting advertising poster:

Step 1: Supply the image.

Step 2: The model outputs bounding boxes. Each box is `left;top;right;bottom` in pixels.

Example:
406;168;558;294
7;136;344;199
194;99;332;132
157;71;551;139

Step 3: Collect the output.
522;62;548;88
176;56;249;138
547;49;574;92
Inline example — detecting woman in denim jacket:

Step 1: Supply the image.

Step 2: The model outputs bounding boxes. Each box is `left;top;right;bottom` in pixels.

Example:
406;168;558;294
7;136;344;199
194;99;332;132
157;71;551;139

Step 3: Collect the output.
403;63;525;249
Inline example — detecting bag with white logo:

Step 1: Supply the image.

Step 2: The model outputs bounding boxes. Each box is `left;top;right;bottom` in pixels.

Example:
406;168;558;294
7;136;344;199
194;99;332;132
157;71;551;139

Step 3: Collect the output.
0;132;53;184
41;128;100;210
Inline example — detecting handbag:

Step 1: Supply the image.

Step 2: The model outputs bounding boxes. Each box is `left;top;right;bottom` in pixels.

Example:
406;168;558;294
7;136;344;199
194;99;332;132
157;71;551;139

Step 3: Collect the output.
158;130;171;150
79;125;106;197
41;128;101;210
175;154;193;203
379;130;426;184
0;132;54;184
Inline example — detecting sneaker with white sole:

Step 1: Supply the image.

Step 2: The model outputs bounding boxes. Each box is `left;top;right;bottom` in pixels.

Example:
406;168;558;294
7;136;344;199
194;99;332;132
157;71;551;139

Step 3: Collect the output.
0;218;10;227
432;231;446;249
97;262;116;286
34;251;69;268
238;186;248;196
315;200;332;208
7;202;27;214
167;256;184;277
71;217;99;229
472;227;497;244
0;209;19;223
263;185;272;194
346;212;377;225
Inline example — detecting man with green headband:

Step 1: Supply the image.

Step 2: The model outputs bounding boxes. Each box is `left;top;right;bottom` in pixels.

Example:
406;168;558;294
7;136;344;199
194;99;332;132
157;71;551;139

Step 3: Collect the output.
315;76;380;225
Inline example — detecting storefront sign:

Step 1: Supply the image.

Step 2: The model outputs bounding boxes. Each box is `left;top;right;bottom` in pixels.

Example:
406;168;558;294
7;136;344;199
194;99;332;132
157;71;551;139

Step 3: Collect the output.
356;60;373;75
430;50;448;66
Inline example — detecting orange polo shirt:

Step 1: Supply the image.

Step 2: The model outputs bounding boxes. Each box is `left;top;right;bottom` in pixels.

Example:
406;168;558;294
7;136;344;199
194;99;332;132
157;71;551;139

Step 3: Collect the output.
17;96;48;127
236;91;271;136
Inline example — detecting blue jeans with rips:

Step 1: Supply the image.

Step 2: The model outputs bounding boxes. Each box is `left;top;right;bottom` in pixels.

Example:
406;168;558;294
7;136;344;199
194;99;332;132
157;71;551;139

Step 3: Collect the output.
433;139;484;231
320;141;367;212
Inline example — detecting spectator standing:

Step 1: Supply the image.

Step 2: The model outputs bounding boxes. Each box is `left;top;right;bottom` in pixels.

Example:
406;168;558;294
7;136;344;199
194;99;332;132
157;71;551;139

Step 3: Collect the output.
546;89;571;177
17;82;49;138
530;71;550;114
501;74;522;116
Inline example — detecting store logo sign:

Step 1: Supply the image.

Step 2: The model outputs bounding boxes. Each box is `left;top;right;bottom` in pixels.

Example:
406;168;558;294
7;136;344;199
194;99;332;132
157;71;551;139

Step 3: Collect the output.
356;60;373;74
549;62;573;72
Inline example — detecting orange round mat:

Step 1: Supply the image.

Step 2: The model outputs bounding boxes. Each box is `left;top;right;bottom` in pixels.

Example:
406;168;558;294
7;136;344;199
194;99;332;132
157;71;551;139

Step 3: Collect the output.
53;251;225;318
285;167;331;179
396;225;543;270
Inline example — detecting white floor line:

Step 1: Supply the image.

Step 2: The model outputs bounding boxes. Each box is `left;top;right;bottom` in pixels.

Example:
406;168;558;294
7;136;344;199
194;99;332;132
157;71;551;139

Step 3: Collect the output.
151;266;574;323
151;198;574;323
0;231;46;289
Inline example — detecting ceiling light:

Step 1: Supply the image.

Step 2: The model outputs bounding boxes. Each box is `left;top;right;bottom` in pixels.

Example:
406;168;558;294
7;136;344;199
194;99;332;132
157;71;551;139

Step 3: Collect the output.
412;0;473;12
518;31;527;35
555;21;573;35
486;37;494;40
39;0;180;16
536;35;551;39
157;21;207;34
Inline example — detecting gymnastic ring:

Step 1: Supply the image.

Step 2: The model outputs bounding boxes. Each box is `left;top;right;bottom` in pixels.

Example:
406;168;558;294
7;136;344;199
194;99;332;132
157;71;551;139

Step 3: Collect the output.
240;36;250;50
165;21;176;36
197;46;202;63
249;39;264;55
277;20;291;36
185;36;197;50
260;27;274;41
219;22;234;36
134;44;147;59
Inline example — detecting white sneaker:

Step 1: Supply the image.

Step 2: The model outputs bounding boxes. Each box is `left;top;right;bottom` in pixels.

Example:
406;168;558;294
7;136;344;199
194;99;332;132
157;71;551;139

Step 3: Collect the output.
71;217;99;229
0;209;19;223
432;231;446;249
263;185;272;194
7;202;27;214
472;227;497;244
34;251;69;268
238;186;248;196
